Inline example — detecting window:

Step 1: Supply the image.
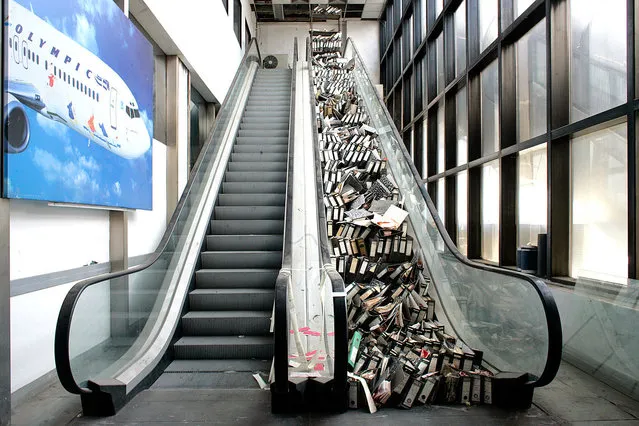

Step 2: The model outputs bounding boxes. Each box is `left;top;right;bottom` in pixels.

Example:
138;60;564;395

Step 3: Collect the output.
456;87;468;166
481;160;500;262
515;0;536;20
478;0;498;52
421;118;428;177
518;144;547;247
570;0;626;122
437;104;445;173
481;60;499;155
436;32;444;93
437;178;446;226
233;0;242;45
432;0;443;22
571;122;628;280
516;20;547;142
457;171;468;255
454;1;467;77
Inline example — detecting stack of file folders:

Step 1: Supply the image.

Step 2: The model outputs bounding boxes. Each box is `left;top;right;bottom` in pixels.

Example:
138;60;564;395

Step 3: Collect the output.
311;31;500;413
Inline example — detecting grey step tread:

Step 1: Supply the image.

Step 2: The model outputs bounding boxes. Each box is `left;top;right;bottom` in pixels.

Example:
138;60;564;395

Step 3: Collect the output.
181;311;271;335
189;289;274;311
242;111;290;117
175;336;273;345
206;234;283;251
210;220;284;235
233;145;288;153
227;162;287;172
183;310;271;319
237;130;288;137
235;137;288;145
224;171;286;181
190;289;274;297
200;251;282;269
217;193;285;205
230;153;288;162
173;336;273;360
221;182;286;193
151;372;263;389
195;269;279;289
214;206;284;220
165;359;270;373
239;122;288;130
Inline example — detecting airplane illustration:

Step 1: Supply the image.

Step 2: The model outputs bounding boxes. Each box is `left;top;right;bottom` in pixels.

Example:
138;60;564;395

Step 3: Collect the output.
4;1;150;159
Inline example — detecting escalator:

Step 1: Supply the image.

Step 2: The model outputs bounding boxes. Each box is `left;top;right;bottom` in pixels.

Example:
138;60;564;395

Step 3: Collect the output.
161;68;291;381
53;40;299;415
268;35;562;412
53;33;561;417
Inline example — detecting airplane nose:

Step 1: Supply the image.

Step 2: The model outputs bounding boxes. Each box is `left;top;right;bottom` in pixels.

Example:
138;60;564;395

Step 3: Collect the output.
137;121;151;157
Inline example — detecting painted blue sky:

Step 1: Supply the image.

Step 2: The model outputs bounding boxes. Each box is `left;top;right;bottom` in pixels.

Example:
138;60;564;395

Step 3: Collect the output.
4;0;154;210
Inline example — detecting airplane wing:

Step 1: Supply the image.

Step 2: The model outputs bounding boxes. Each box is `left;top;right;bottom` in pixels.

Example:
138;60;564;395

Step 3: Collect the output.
5;79;46;112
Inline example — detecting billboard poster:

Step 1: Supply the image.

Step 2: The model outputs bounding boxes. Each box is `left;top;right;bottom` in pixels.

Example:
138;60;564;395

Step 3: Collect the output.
3;0;154;210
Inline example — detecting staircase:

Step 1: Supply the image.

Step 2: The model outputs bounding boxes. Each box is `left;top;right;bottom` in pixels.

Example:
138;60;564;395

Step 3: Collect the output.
157;69;292;388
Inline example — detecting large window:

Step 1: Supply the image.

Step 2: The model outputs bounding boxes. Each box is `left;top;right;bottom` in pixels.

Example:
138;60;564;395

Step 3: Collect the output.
456;87;468;166
518;144;547;247
457;171;468;256
454;1;467;77
437;178;446;226
481;60;499;156
516;20;546;142
478;0;498;53
380;0;637;283
437;105;445;173
571;123;628;281
233;0;242;45
482;160;500;262
570;0;626;122
436;33;445;94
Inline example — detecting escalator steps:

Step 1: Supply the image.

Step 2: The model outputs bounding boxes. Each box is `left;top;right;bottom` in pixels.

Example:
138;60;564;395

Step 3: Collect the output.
311;32;498;411
168;69;291;377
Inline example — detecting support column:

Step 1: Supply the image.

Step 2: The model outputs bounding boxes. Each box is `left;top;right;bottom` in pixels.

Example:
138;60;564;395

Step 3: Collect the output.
0;200;9;426
114;0;129;17
109;211;129;337
166;56;180;222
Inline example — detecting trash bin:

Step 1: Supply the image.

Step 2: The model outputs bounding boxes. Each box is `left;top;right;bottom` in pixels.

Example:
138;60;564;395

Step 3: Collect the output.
516;246;538;274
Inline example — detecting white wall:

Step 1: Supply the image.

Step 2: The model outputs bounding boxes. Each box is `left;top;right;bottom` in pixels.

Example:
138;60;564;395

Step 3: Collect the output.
346;20;380;85
11;140;168;393
135;0;257;103
257;21;380;85
258;22;336;64
9;201;110;281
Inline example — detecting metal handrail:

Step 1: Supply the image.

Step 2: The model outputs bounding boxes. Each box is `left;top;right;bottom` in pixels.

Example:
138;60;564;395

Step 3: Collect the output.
54;38;263;395
273;38;298;393
306;36;349;396
344;37;562;387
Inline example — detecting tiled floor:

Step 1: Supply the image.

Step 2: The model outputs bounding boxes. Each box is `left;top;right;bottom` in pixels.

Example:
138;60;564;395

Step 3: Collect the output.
11;362;639;425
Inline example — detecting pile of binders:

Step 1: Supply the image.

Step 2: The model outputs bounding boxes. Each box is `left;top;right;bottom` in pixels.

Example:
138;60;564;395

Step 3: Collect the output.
311;32;498;412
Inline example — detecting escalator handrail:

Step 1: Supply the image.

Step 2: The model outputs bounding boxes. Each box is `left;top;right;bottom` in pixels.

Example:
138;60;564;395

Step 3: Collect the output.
343;38;562;388
273;38;298;391
54;38;263;395
306;36;349;392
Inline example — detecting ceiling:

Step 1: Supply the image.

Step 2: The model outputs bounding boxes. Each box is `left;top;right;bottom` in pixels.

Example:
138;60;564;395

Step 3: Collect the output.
250;0;385;22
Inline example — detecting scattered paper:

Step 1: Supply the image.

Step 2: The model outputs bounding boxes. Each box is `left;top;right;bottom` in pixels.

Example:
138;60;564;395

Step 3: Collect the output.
372;205;408;230
253;373;269;390
345;209;373;219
